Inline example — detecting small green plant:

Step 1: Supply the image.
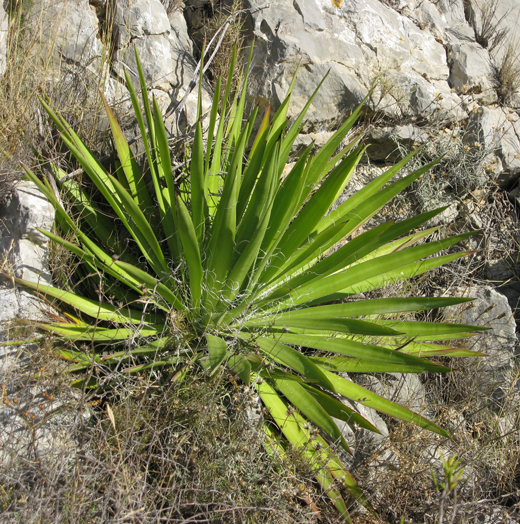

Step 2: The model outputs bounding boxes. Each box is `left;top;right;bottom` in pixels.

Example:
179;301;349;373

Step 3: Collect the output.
432;453;465;524
12;46;487;520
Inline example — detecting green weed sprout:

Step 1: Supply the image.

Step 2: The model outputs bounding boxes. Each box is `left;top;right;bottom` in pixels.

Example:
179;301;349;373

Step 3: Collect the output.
433;453;466;523
12;47;486;521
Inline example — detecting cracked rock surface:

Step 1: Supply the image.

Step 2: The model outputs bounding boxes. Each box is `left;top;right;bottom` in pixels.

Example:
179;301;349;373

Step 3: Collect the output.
0;182;55;323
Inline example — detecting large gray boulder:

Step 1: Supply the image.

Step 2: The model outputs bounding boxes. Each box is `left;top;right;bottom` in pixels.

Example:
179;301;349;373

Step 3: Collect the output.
23;0;206;127
0;181;55;324
112;0;179;88
464;106;520;187
109;0;212;128
244;0;464;130
366;373;429;415
447;41;497;103
26;0;102;68
448;286;518;408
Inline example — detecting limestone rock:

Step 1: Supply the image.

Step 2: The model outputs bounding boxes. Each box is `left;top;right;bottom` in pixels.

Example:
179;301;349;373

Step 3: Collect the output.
113;0;176;88
465;106;520;187
112;0;211;130
449;286;518;407
464;0;520;55
244;0;460;129
23;0;205;128
26;0;102;67
0;182;55;323
366;373;429;415
447;41;497;103
168;6;194;57
367;124;428;162
496;285;520;320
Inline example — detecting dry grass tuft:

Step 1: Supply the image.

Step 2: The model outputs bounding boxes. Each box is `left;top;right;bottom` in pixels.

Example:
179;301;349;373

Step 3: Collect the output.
160;0;186;15
466;0;509;52
186;0;246;89
492;41;520;106
0;1;112;179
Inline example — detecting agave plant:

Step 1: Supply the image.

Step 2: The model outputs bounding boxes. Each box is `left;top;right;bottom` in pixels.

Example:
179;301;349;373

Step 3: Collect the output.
16;47;485;520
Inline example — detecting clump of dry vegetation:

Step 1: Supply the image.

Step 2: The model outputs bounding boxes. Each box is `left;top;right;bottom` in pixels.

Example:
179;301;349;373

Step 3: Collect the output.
0;0;111;202
184;0;246;88
351;357;520;523
160;0;185;15
0;348;343;524
492;41;520;106
467;0;509;52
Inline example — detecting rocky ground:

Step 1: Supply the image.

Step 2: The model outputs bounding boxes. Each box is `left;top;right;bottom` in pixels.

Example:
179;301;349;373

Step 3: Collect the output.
0;0;519;522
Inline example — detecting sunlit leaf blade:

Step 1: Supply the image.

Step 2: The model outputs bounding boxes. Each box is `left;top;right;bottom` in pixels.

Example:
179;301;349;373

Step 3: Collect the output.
204;127;249;314
100;92;153;212
273;376;350;452
258;380;351;514
250;317;402;336
176;196;203;311
253;145;314;286
372;320;487;336
258;297;474;322
314;439;373;513
240;334;335;392
207;47;236;208
110;176;169;274
307;92;370;187
236;121;284;224
227;354;251;385
191;121;205;240
300;382;379;433
314;148;425;236
277;232;474;308
274;333;450;372
389;341;487;357
151;96;182;261
313;462;352;522
260;146;364;283
130;53;180;262
257;380;310;448
277;208;452;292
308;251;474;306
205;75;221;182
266;221;391;294
16;278;145;324
310;355;447;373
324;371;450;438
100;339;171;366
250;104;270;159
290;406;369;518
206;334;228;376
41;323;160;341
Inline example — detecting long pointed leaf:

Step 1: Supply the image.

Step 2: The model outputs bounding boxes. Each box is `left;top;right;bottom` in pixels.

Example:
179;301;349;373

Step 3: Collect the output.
324;371;450;438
